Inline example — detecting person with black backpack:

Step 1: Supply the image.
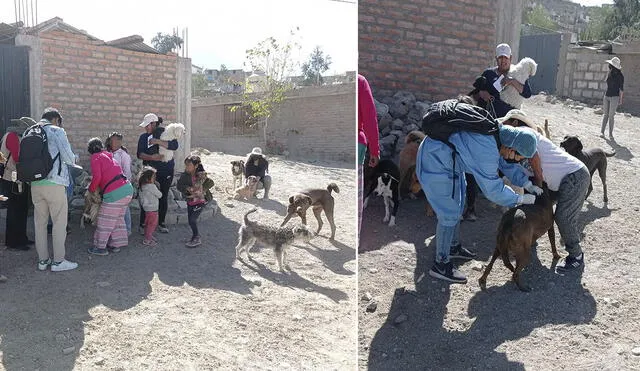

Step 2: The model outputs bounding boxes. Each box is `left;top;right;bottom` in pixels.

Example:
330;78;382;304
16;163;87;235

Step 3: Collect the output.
20;108;78;272
417;96;541;284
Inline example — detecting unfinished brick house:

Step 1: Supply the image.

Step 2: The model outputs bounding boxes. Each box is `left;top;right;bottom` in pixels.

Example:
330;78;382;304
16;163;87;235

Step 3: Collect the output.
358;0;524;101
0;17;191;168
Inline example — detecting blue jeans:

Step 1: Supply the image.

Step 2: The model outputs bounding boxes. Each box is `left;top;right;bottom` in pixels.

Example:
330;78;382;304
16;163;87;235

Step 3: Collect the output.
435;222;460;264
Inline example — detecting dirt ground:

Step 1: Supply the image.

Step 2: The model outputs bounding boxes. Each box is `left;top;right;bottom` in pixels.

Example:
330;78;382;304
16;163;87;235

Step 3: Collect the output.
359;94;640;370
0;151;356;370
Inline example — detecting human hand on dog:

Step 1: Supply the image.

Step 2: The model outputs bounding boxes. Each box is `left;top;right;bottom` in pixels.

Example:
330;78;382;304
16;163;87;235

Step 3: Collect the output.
517;194;536;205
523;180;543;196
369;155;379;167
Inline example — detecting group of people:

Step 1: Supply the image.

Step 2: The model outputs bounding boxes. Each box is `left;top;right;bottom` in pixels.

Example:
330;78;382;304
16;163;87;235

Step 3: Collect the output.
358;42;621;284
0;110;225;280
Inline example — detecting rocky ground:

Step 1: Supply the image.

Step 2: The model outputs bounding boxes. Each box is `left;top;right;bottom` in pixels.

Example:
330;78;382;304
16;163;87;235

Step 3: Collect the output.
0;152;356;370
359;94;640;370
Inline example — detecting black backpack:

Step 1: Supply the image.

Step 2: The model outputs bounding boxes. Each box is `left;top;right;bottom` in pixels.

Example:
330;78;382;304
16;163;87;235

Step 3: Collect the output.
16;123;61;182
421;99;501;197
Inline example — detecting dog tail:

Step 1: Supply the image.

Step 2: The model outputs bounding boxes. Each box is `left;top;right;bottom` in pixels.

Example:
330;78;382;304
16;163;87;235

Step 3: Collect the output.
327;183;340;194
605;150;616;157
243;208;258;226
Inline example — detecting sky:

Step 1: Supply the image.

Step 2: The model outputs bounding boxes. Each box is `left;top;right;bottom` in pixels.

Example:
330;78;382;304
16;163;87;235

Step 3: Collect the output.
1;0;357;75
573;0;613;6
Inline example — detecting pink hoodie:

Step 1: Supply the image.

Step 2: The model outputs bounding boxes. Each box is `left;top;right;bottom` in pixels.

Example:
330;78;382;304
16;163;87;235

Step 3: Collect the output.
89;151;128;194
358;74;380;157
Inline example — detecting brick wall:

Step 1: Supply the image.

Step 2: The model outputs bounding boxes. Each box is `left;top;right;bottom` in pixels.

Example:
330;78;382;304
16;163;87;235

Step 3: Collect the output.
37;30;180;165
191;84;355;162
359;0;499;101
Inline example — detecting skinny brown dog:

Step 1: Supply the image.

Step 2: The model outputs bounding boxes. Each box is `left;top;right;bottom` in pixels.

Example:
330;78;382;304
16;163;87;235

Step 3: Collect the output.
398;131;425;198
478;184;560;292
281;183;339;240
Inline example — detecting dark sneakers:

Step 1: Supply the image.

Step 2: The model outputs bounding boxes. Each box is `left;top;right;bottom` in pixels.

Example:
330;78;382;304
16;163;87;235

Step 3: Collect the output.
556;253;584;272
428;261;467;284
450;244;477;260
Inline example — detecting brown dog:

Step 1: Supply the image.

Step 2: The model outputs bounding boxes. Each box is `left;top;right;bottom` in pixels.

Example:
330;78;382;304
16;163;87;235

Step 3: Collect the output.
407;165;434;216
398;131;426;198
478;185;560;292
281;183;339;240
80;190;101;229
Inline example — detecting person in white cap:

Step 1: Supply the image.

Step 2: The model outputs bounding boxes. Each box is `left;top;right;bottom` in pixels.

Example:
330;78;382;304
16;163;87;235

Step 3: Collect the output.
244;147;271;199
136;113;179;233
601;56;624;139
474;43;533;119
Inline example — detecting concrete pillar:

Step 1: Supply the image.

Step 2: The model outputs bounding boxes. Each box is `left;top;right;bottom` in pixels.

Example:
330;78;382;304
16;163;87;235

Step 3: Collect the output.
496;0;524;61
174;56;192;173
15;34;43;118
555;32;571;97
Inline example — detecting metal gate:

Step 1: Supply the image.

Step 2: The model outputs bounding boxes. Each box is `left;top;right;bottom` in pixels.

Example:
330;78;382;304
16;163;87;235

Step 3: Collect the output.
0;45;30;136
518;33;561;95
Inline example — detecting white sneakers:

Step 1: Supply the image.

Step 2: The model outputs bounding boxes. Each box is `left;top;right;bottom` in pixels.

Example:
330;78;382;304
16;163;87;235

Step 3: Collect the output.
38;258;78;272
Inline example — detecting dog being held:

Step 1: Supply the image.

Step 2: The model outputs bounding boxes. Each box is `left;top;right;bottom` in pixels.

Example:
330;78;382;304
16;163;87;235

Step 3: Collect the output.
230;160;245;189
364;159;400;227
227;175;259;200
153;123;186;162
560;135;615;202
478;184;560;292
80;189;101;229
235;208;313;272
281;183;339;240
500;57;537;109
398;130;425;199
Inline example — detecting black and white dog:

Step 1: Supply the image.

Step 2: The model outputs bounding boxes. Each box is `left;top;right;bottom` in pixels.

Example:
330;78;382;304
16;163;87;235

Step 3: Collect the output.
364;159;400;227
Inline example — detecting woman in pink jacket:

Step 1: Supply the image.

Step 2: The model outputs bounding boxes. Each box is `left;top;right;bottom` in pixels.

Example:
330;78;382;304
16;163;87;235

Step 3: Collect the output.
86;138;134;256
358;74;380;247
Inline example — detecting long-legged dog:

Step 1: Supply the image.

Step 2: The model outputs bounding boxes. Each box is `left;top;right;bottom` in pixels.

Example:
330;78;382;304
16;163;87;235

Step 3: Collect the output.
479;185;560;292
230;160;245;189
281;183;339;240
560;135;615;202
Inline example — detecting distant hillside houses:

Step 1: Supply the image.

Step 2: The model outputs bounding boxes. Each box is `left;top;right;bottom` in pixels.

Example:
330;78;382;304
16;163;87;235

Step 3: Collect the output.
193;67;355;96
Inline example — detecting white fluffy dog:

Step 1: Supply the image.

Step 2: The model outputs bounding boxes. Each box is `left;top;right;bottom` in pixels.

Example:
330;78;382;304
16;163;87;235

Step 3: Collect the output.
500;57;537;109
158;123;185;162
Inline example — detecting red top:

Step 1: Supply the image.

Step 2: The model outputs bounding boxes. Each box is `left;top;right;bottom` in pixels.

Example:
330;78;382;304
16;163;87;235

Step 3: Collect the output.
88;151;127;194
358;74;380;157
5;131;20;162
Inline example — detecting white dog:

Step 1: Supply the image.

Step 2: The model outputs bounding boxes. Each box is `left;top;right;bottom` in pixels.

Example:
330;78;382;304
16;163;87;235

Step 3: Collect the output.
158;123;186;162
500;57;537;109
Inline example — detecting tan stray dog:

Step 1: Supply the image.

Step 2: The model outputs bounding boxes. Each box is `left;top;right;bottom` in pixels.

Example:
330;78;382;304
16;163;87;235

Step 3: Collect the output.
398;131;425;198
281;183;339;240
229;175;259;200
80;190;102;229
230;160;245;189
408;166;434;216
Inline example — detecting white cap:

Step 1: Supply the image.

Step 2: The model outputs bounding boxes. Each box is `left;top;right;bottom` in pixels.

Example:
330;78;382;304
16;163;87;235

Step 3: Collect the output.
496;43;512;58
139;113;159;127
249;147;263;156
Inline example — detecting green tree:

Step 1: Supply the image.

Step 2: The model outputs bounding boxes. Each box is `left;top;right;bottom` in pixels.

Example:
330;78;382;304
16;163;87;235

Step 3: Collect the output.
151;32;184;54
192;73;208;98
231;31;301;146
602;0;640;40
301;46;332;86
523;4;559;31
581;5;614;40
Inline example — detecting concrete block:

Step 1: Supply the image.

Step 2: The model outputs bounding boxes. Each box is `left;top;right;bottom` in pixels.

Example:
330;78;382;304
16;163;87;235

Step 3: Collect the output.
585;72;594;80
582;90;594;98
577;81;587;89
577;62;589;71
588;82;599;89
588;63;601;72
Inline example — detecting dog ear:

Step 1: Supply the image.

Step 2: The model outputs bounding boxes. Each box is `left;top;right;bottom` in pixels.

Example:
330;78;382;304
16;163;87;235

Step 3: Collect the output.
576;140;583;152
289;196;294;204
304;195;313;205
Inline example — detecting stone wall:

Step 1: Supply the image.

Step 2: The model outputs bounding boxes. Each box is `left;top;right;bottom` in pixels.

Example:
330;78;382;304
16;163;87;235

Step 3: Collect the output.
560;46;640;114
16;30;191;169
191;84;355;162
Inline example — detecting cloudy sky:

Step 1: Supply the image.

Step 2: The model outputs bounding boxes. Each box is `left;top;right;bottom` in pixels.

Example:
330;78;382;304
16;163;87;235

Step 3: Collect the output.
1;0;357;74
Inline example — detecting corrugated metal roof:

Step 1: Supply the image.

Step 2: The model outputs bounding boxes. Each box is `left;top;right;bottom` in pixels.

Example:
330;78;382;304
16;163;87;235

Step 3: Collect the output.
106;35;160;54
